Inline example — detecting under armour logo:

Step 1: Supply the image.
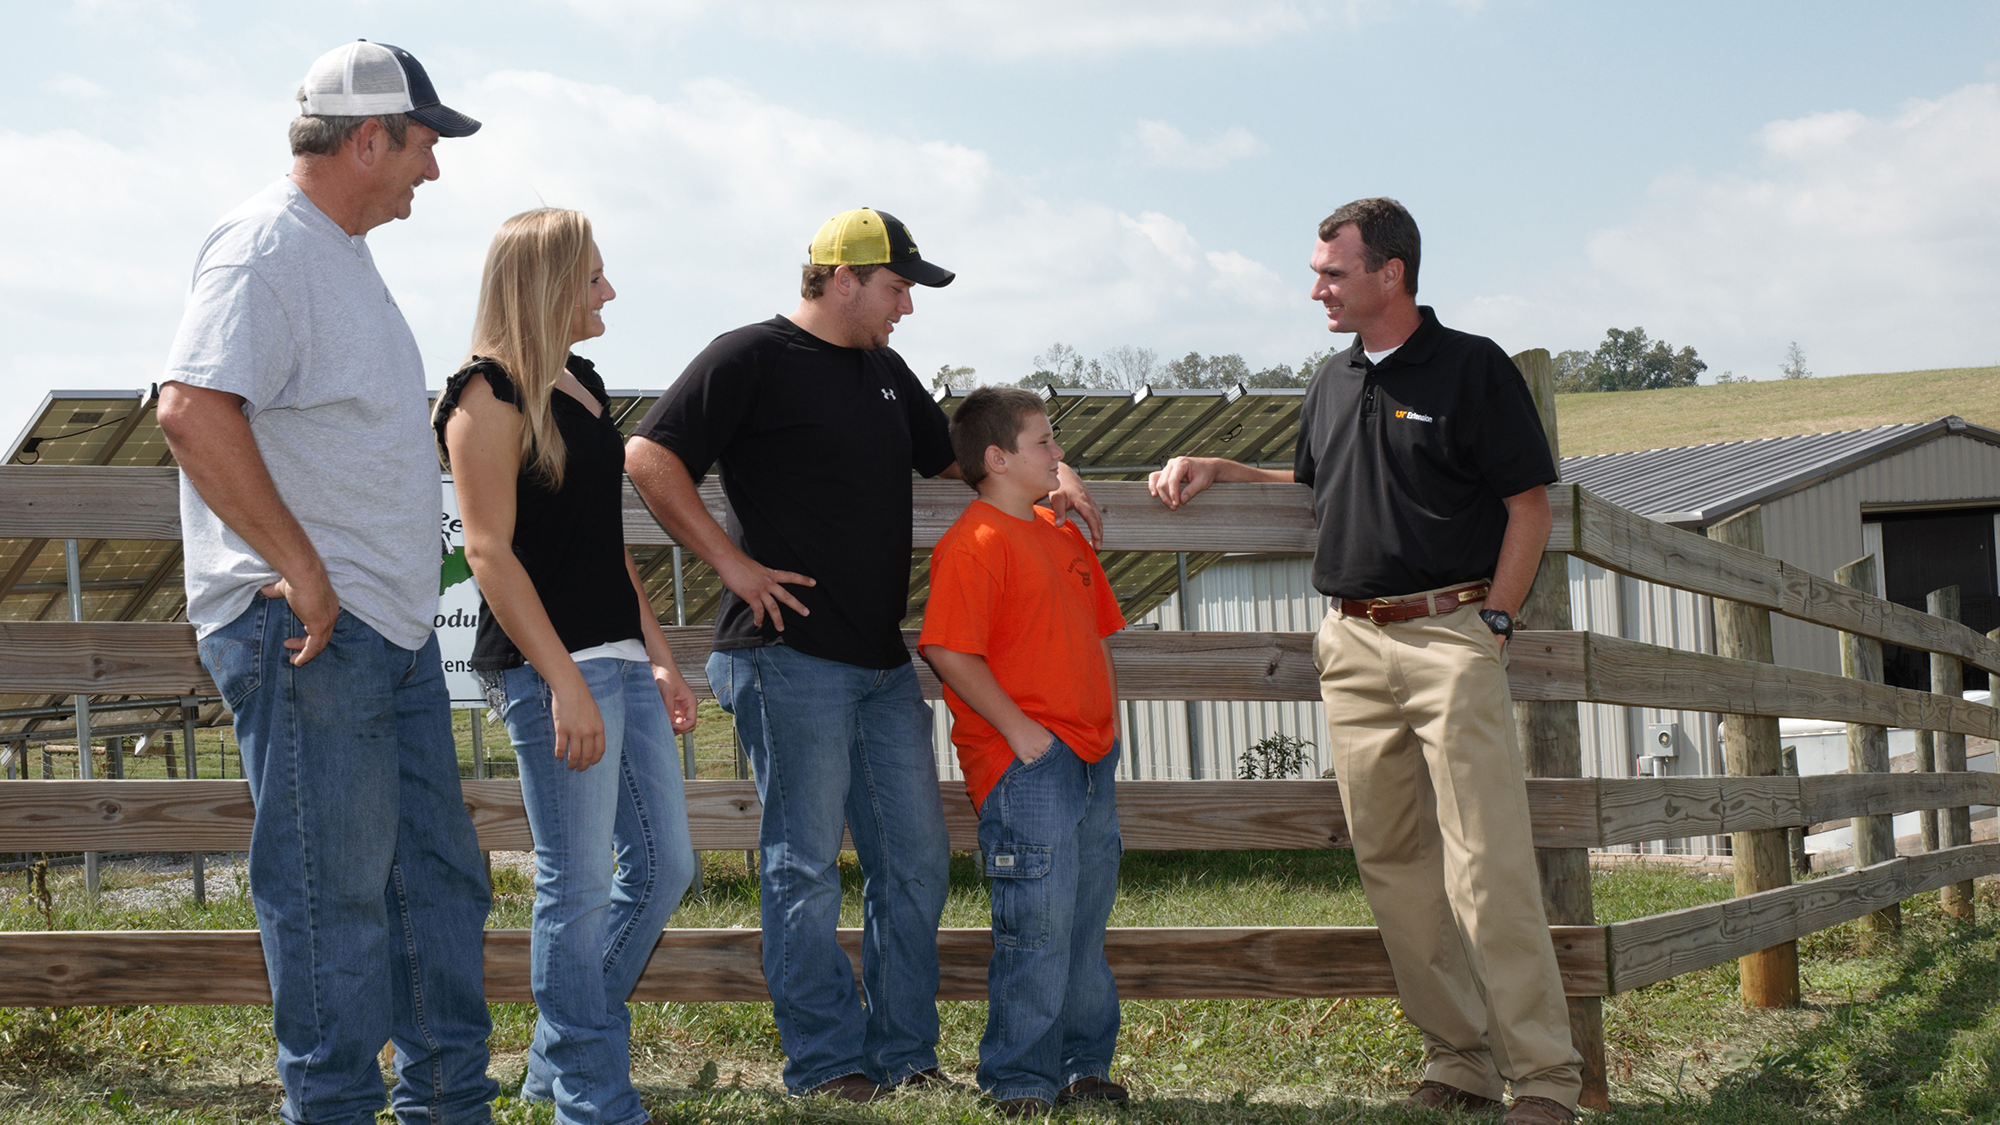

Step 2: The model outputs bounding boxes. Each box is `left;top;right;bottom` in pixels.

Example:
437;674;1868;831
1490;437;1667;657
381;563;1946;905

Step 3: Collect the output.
881;388;897;400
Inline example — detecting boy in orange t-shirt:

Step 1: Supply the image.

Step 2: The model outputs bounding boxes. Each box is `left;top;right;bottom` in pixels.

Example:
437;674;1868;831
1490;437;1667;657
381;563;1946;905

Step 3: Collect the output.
918;387;1127;1114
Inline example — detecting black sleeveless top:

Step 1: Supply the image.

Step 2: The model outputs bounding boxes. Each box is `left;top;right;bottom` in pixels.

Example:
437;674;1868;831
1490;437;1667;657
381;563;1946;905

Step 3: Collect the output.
435;355;644;671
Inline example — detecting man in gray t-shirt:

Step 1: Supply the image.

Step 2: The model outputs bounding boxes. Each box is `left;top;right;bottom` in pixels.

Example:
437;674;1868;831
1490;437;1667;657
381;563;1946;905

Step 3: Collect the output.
158;41;498;1125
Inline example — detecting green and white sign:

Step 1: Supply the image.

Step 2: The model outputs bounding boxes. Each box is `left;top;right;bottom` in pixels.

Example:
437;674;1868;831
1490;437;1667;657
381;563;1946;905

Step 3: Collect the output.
438;477;485;705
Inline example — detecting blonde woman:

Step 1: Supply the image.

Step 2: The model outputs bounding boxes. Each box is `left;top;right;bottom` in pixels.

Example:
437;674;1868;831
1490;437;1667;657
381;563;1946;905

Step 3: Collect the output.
436;208;694;1125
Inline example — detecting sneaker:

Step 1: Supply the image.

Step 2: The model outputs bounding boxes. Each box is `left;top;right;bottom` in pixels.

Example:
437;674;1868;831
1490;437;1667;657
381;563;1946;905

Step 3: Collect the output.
1056;1075;1131;1105
1503;1095;1578;1124
806;1073;882;1103
1400;1080;1503;1112
993;1095;1053;1117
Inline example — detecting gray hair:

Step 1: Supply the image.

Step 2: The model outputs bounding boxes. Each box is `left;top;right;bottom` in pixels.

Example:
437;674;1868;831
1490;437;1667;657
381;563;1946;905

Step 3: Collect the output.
289;88;411;157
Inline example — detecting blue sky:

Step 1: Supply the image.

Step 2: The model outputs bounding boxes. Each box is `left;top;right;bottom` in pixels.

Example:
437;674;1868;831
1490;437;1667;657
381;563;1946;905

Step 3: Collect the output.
6;1;2000;447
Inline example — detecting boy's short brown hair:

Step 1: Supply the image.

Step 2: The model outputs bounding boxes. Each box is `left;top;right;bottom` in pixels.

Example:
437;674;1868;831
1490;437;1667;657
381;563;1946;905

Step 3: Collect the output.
950;387;1049;489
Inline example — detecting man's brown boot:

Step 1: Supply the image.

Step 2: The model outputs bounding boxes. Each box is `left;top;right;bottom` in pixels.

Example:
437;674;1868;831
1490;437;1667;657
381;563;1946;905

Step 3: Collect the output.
1401;1080;1503;1112
1503;1095;1577;1124
806;1073;882;1103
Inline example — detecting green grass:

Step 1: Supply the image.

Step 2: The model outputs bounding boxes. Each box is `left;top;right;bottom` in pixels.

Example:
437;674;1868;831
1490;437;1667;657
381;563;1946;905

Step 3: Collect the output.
5;847;1999;1123
1554;363;2000;457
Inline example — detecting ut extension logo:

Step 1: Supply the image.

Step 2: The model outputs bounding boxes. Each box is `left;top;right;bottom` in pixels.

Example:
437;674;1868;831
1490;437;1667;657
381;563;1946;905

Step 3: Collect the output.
1067;558;1093;587
1394;409;1434;423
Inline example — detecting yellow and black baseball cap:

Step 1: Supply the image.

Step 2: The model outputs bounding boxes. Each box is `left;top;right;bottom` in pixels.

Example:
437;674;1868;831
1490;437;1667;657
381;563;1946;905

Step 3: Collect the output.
808;208;955;288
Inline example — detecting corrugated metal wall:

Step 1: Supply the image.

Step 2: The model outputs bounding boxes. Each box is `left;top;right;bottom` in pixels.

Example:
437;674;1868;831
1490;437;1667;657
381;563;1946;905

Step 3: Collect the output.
1760;433;2000;675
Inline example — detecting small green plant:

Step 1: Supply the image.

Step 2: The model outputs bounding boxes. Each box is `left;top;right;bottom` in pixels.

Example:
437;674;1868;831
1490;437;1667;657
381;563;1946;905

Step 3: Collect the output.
1236;734;1314;780
28;858;53;930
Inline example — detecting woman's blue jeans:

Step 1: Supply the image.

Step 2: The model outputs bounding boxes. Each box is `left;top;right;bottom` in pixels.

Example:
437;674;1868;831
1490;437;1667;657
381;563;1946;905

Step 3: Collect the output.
977;738;1123;1104
197;598;498;1125
705;645;951;1093
483;658;696;1125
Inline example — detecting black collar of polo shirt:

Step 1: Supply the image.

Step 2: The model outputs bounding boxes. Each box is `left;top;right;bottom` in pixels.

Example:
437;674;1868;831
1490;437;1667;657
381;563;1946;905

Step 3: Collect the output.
1342;305;1444;375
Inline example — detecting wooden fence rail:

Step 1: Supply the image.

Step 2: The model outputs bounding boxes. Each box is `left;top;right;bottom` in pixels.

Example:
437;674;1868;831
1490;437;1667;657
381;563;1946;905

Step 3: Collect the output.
7;621;1997;744
5;773;1994;856
0;924;1614;1007
5;468;1998;676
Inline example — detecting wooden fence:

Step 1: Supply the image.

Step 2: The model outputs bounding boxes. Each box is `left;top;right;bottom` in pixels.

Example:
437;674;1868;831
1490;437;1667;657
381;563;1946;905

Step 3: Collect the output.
3;432;1997;1108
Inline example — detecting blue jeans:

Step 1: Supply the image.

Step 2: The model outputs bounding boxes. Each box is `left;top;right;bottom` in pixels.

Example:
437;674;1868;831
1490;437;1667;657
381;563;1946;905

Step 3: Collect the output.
481;658;695;1125
976;737;1122;1104
197;597;497;1125
705;645;950;1092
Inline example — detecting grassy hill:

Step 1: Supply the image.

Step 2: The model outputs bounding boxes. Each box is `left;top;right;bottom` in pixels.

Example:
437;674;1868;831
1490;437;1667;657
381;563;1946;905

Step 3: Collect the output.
1552;364;2000;458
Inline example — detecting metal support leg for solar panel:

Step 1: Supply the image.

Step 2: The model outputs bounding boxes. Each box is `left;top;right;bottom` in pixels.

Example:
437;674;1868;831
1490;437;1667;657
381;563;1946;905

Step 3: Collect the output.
1177;551;1203;780
672;545;705;890
66;539;99;905
182;696;204;907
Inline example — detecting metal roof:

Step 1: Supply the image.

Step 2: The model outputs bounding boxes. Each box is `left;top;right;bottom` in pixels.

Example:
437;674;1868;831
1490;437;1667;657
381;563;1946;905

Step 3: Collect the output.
1558;415;2000;528
2;383;1303;733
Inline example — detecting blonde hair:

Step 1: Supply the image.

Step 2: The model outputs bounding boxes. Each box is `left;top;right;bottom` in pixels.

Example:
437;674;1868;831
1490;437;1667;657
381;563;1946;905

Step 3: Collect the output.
454;208;596;488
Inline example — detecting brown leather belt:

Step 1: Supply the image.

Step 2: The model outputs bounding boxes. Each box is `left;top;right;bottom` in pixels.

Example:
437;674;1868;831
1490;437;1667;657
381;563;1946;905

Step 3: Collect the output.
1337;580;1492;625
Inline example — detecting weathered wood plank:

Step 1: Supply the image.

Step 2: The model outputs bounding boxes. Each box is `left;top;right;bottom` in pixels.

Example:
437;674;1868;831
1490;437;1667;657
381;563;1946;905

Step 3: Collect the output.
1593;773;1999;847
0;621;1566;705
0;621;211;695
8;467;1996;672
0;777;1603;852
1583;632;2000;741
0;923;1610;1006
1570;486;2000;677
1606;842;2000;993
624;479;1322;553
0;466;183;539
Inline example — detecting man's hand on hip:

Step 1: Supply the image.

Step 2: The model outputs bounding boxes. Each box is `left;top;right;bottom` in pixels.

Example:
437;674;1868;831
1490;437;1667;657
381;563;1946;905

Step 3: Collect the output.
716;555;815;632
261;570;340;666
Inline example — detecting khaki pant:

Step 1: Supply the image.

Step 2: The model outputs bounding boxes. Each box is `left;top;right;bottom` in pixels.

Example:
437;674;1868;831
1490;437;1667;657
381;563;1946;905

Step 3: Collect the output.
1316;601;1581;1107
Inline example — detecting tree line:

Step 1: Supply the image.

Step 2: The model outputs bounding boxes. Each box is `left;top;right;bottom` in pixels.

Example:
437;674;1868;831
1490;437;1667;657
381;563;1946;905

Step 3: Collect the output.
934;343;1331;394
934;332;1813;395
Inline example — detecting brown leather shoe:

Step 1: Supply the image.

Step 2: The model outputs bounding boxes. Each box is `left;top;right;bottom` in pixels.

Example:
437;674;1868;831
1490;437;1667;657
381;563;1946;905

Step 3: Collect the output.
890;1067;967;1094
806;1073;882;1103
1401;1080;1503;1112
1503;1095;1578;1124
993;1095;1053;1116
1056;1075;1131;1105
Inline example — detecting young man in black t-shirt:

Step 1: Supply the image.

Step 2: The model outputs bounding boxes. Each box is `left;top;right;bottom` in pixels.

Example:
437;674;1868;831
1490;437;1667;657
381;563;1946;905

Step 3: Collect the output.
1147;199;1581;1125
625;209;1102;1102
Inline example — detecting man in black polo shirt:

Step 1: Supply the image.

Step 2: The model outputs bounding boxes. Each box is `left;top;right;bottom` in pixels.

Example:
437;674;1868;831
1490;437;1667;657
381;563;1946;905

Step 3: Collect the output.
625;208;1102;1102
1148;198;1579;1124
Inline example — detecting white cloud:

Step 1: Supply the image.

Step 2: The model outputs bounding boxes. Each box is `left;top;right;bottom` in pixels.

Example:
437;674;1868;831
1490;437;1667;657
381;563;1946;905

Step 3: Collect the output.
42;74;109;99
1459;84;2000;380
555;0;1317;56
0;69;1316;445
1132;120;1266;170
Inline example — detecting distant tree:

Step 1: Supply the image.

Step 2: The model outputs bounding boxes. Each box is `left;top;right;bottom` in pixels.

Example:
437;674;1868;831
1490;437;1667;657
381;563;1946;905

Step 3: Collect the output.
1553;349;1593;393
1780;341;1811;380
1564;327;1706;392
1026;342;1089;387
1713;369;1748;384
1160;351;1251;388
932;364;976;392
1018;344;1328;391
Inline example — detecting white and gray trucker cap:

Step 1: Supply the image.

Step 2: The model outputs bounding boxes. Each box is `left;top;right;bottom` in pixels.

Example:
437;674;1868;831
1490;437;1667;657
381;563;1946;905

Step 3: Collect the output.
298;40;480;138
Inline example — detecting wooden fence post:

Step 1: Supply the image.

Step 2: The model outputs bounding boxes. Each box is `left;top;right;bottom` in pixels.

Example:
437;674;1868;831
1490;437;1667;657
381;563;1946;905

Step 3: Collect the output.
1928;585;1975;919
1510;348;1608;1110
1705;507;1800;1007
1834;555;1898;940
